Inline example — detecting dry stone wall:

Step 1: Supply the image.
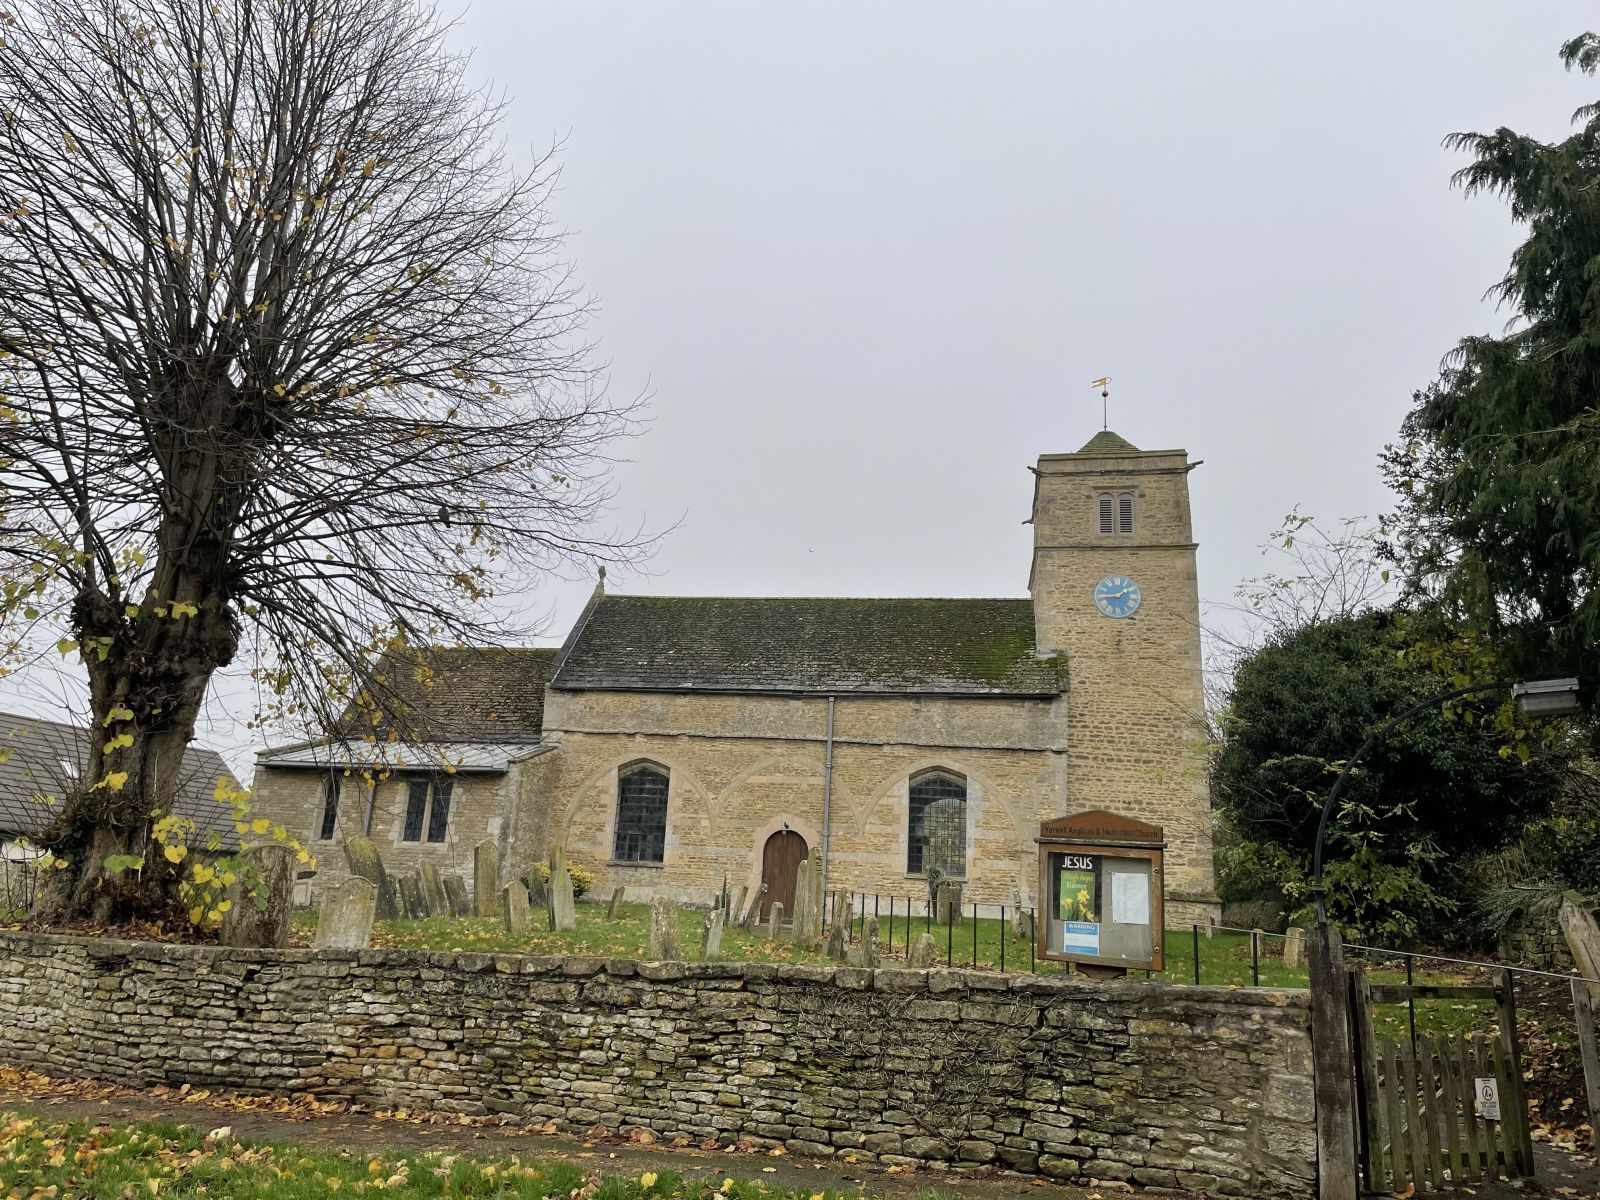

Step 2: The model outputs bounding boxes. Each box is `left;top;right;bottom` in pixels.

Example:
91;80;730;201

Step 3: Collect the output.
0;932;1315;1197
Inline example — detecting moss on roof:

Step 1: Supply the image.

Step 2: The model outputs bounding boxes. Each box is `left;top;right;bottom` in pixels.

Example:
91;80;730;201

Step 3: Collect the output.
341;646;556;743
1076;429;1141;455
551;596;1063;696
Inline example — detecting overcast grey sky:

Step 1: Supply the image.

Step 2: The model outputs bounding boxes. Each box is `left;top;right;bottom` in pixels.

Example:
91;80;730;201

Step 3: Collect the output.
6;2;1596;770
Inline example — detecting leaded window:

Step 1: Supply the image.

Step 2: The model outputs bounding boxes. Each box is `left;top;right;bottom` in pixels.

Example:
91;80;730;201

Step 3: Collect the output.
426;778;453;843
318;773;341;841
908;771;967;878
614;764;668;863
402;778;429;842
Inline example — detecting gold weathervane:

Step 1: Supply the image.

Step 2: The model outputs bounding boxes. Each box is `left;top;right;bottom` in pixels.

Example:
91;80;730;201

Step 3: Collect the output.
1091;376;1111;430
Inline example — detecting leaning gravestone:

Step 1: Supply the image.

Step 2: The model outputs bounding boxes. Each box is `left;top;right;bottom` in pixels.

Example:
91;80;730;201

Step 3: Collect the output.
397;875;424;920
442;874;470;918
524;868;548;909
740;884;767;930
342;835;399;920
606;885;627;919
472;840;500;918
312;877;377;949
908;931;937;969
502;881;530;935
729;885;748;926
548;847;576;932
1282;926;1307;970
768;901;786;940
417;864;448;917
825;920;847;961
649;896;680;959
700;908;725;960
220;844;296;948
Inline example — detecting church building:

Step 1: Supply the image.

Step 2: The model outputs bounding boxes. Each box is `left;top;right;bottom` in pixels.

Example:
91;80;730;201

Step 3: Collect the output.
251;430;1219;926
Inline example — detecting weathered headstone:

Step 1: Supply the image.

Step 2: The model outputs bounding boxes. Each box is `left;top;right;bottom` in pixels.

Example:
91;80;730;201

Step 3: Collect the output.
442;874;470;918
848;915;880;968
502;881;530;935
547;847;576;932
769;901;786;940
908;931;937;969
606;885;628;919
649;895;680;960
1017;908;1036;947
793;859;815;948
730;885;748;925
472;840;500;918
220;844;296;949
936;880;964;927
700;908;725;960
312;877;376;949
397;874;424;920
342;835;399;920
825;920;847;961
740;883;766;929
524;868;548;909
417;864;448;917
1283;926;1307;970
1008;883;1025;937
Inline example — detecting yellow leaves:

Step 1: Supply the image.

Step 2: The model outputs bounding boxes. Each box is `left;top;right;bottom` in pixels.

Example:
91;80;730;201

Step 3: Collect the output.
251;817;270;835
103;733;134;754
97;770;129;791
54;637;78;657
162;843;187;864
639;1171;658;1189
168;601;198;619
105;705;135;724
191;863;216;886
188;905;204;924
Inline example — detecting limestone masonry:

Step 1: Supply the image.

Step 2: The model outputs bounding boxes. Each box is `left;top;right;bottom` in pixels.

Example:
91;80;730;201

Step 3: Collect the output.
253;429;1219;927
0;932;1314;1196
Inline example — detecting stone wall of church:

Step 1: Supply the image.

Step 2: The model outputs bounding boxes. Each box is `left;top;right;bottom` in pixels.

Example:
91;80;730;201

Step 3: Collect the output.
507;689;1071;909
249;764;512;903
1030;448;1219;927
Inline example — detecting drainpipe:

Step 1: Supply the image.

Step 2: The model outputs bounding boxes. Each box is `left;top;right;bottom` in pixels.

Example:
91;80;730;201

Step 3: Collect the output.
820;695;836;898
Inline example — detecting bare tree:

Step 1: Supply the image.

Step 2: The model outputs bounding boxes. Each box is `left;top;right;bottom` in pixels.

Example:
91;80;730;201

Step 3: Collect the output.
0;0;637;920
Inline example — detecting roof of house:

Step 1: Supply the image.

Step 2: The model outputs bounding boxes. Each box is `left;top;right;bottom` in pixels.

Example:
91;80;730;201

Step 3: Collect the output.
338;646;555;744
0;712;243;847
549;595;1063;696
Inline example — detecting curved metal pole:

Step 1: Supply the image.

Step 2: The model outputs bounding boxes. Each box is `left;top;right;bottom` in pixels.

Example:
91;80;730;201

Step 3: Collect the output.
1310;678;1513;928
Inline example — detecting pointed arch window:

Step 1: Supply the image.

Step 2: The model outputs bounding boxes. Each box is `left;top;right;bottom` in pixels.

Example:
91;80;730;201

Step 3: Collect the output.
614;762;669;863
908;770;967;878
317;773;341;841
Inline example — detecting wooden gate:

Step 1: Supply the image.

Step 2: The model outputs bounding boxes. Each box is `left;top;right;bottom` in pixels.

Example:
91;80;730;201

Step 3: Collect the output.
759;829;807;920
1351;966;1535;1192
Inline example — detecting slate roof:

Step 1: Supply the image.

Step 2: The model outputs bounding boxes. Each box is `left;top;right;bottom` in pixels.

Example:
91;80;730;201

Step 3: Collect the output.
0;711;242;847
550;596;1063;696
1076;429;1141;455
337;646;555;745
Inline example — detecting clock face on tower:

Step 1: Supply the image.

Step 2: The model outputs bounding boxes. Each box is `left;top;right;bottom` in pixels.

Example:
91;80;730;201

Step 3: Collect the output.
1094;574;1142;619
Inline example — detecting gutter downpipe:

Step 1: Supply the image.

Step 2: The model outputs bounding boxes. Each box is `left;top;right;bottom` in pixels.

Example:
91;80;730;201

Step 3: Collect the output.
821;695;836;899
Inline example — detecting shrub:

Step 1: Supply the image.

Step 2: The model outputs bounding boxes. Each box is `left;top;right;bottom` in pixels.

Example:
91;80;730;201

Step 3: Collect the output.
531;859;593;899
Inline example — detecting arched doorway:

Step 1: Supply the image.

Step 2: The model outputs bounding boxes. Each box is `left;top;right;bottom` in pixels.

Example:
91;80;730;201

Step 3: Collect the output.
760;828;808;920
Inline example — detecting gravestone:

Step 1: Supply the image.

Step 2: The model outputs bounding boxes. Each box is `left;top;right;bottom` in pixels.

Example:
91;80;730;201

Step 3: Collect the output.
769;901;786;940
606;885;628;919
312;877;376;949
342;836;399;920
442;874;470;918
1008;883;1026;938
418;864;448;917
649;896;680;959
502;881;530;935
472;841;500;918
740;884;766;930
700;908;725;960
848;915;880;968
729;885;748;926
936;880;964;927
397;875;424;919
825;921;847;961
793;859;815;948
908;931;937;969
548;847;576;932
1017;908;1036;947
524;868;548;909
1283;926;1307;970
220;844;296;949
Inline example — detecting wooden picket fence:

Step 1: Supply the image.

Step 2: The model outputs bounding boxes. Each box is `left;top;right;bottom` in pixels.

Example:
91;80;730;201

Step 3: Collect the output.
1352;967;1535;1193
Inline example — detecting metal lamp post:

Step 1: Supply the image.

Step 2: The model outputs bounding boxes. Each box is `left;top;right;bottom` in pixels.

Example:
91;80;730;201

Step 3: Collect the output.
1309;675;1582;929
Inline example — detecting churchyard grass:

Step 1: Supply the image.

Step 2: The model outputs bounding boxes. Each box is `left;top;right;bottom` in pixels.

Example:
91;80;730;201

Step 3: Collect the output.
0;1112;874;1200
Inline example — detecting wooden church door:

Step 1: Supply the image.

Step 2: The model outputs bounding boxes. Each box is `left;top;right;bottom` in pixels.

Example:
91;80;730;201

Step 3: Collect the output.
760;829;808;919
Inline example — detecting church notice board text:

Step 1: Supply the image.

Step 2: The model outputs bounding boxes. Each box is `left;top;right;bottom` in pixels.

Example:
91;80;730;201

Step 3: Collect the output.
1036;810;1165;973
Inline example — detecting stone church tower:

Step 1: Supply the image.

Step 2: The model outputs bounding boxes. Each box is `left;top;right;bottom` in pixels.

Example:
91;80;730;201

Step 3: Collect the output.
1029;430;1218;924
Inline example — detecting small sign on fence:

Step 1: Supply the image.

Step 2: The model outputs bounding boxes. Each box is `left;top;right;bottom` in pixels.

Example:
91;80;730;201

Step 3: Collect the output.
1474;1076;1501;1121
